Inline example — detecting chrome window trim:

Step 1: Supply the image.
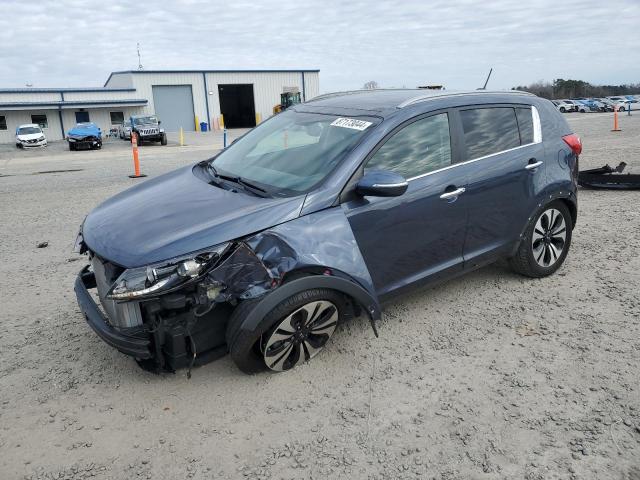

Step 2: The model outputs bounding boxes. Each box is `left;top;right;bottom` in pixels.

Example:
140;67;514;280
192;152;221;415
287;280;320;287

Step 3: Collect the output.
407;104;542;182
407;142;537;182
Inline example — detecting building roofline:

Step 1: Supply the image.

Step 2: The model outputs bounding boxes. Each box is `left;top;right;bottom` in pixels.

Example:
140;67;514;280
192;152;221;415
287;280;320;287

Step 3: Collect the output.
0;87;136;94
0;99;148;110
104;69;320;86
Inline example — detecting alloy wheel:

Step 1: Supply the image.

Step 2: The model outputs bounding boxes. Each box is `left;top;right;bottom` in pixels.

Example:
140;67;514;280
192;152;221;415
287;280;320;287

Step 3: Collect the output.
263;300;338;372
532;208;567;268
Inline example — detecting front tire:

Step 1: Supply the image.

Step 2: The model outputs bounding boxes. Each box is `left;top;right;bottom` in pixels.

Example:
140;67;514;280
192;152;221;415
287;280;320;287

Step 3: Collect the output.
509;201;572;278
559;107;566;113
161;133;167;145
227;288;345;374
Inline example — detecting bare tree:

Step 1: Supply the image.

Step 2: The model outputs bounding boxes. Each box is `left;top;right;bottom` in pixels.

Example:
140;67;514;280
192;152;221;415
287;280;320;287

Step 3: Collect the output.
363;81;379;90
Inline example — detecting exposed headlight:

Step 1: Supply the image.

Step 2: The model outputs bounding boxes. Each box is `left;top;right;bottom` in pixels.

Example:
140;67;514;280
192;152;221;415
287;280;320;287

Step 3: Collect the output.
38;136;45;141
68;138;77;142
106;243;229;300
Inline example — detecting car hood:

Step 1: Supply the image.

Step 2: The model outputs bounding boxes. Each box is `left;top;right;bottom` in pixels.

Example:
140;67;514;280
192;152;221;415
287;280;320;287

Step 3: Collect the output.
16;133;43;140
82;164;306;268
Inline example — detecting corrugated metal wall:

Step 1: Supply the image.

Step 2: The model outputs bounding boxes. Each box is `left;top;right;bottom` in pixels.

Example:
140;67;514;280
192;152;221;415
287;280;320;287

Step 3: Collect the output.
63;90;140;102
204;71;320;126
0;92;60;103
130;72;207;125
0;70;321;143
127;71;320;130
0;109;62;143
104;73;134;88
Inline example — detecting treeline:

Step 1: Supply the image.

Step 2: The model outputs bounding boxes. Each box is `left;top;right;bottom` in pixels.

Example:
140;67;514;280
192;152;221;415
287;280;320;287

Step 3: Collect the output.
512;79;640;99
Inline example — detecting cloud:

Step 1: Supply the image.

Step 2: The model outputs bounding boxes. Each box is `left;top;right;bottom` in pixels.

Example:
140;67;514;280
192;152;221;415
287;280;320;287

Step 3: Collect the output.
0;0;638;92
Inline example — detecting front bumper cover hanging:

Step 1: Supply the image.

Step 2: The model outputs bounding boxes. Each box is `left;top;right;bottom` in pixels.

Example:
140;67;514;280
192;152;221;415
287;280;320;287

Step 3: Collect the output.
578;162;640;190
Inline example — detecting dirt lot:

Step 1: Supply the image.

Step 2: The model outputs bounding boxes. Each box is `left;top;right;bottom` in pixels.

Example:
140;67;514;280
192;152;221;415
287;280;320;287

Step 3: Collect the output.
1;114;639;480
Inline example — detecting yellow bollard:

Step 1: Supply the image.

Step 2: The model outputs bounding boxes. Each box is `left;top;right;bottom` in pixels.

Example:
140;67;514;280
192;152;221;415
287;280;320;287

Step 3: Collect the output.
219;114;224;128
179;127;184;146
195;115;200;132
255;112;262;125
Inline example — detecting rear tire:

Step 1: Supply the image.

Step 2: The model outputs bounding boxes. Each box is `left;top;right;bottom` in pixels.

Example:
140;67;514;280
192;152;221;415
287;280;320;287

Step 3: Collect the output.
509;201;572;278
227;288;345;374
559;107;566;113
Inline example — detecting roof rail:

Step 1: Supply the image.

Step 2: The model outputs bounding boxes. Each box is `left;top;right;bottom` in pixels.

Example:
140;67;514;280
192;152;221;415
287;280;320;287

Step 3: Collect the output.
398;90;535;108
306;90;368;103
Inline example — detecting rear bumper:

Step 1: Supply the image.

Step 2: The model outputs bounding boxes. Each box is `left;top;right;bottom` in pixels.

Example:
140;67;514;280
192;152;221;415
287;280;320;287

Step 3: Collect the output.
75;266;152;359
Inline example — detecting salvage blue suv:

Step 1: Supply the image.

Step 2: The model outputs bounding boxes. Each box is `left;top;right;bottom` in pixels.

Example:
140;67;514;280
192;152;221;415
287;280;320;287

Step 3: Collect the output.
74;90;581;374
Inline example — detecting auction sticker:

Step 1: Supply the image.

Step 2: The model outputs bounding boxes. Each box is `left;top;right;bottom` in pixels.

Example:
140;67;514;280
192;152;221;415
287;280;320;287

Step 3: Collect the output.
330;118;373;131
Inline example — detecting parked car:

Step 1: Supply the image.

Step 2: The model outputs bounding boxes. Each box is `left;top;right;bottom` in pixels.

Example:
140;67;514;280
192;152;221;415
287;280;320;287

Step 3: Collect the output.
592;98;615;112
15;123;47;148
564;100;589;113
119;119;132;140
555;100;577;113
607;97;631;111
67;122;102;150
74;90;580;374
130;115;167;145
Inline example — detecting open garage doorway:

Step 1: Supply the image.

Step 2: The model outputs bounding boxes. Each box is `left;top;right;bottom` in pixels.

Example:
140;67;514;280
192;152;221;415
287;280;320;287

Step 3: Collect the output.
218;84;256;128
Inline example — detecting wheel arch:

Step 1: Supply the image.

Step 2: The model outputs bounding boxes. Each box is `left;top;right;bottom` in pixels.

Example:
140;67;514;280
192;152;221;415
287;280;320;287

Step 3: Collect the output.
515;193;577;252
226;274;381;349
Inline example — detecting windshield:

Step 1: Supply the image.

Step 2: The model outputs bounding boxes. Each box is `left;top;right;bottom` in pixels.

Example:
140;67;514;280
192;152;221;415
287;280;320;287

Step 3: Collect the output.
210;110;379;195
133;116;158;126
17;126;41;135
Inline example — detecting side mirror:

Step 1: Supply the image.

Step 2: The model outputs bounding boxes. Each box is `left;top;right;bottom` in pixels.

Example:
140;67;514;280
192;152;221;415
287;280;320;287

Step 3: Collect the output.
158;120;162;124
356;170;408;197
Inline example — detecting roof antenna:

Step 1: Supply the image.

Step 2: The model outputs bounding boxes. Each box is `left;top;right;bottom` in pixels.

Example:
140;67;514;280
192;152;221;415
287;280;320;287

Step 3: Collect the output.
479;68;493;90
137;43;144;70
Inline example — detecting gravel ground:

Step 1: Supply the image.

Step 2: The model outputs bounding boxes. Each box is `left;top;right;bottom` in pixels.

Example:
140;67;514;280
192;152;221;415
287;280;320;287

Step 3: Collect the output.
0;113;639;480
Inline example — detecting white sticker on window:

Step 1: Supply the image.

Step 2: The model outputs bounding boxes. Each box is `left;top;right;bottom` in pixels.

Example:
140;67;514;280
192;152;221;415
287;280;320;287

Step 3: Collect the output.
330;118;372;131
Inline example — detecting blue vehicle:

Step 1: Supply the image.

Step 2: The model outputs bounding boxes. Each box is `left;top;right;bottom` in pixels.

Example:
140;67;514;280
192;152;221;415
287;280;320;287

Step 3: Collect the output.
67;122;102;150
74;90;581;374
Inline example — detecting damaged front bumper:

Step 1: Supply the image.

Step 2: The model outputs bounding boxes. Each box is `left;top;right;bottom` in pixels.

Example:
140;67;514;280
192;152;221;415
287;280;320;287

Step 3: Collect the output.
74;208;382;371
578;162;640;190
75;266;152;359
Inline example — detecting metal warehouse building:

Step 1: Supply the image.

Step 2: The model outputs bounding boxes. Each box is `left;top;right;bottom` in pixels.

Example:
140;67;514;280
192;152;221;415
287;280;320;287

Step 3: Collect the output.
0;69;319;145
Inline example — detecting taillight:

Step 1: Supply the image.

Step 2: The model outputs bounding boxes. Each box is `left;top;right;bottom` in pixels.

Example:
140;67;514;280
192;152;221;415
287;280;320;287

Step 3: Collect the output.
562;133;582;156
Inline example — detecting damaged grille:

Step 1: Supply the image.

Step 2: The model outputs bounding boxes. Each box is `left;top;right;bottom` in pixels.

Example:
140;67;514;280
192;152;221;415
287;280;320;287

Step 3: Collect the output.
91;256;144;329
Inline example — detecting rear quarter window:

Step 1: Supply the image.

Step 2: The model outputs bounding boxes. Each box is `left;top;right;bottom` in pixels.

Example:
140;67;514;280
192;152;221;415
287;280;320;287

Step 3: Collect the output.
515;107;534;144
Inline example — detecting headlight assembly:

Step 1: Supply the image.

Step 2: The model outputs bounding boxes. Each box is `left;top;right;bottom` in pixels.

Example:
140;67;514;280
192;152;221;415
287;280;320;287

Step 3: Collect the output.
106;243;229;300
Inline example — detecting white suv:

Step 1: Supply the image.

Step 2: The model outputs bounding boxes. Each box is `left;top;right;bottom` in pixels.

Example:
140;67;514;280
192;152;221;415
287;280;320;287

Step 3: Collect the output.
15;123;47;148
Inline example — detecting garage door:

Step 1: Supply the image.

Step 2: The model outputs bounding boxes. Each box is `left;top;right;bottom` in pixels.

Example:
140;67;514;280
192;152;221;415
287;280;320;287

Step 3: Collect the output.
152;85;195;132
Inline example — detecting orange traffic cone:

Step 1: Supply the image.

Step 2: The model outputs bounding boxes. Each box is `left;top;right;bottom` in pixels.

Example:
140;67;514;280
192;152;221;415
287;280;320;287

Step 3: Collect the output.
612;109;621;132
129;133;147;178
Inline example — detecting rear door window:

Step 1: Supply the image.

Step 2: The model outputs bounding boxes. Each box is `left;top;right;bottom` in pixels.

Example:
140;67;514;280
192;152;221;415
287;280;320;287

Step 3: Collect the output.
365;113;452;179
460;107;520;160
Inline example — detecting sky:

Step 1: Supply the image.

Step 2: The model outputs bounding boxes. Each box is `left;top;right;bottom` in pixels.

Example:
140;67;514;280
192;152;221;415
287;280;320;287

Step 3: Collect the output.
1;0;638;92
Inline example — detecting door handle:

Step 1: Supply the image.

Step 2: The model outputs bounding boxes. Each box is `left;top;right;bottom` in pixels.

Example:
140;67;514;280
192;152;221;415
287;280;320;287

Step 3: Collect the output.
439;187;466;200
525;160;544;170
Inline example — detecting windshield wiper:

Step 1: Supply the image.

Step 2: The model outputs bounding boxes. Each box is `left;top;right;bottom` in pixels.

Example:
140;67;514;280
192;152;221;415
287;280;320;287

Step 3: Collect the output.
206;164;270;197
